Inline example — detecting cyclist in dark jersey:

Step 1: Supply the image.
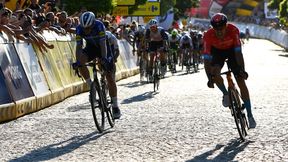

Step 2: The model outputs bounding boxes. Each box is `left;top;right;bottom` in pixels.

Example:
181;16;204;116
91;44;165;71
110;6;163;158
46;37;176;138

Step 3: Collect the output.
202;13;256;128
75;11;121;119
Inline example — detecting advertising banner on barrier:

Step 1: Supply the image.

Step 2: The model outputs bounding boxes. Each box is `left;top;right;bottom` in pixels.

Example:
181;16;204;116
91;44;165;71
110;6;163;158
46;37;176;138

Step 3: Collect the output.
14;43;50;96
48;42;72;86
55;41;82;83
33;45;64;91
0;69;12;104
0;44;34;101
118;40;137;69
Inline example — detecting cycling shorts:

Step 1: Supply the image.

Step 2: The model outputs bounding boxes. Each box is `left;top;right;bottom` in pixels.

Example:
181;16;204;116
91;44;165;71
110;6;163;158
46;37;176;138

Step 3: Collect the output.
82;44;116;73
182;43;191;49
211;47;240;75
170;42;178;50
149;41;164;52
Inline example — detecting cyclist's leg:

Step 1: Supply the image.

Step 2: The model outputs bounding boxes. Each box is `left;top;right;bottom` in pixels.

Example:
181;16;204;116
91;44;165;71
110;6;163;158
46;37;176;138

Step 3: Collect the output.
229;54;253;117
148;42;157;75
77;45;97;86
210;48;229;95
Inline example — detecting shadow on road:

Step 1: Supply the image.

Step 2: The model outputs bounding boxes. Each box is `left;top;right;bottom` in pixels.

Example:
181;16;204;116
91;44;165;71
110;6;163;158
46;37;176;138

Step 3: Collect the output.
118;80;144;88
67;102;91;112
8;131;113;162
121;91;155;104
186;139;254;162
279;54;288;57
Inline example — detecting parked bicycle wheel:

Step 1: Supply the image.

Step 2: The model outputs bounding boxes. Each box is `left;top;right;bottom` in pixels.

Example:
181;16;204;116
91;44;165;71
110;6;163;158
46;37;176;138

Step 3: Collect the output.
90;81;105;133
229;89;248;141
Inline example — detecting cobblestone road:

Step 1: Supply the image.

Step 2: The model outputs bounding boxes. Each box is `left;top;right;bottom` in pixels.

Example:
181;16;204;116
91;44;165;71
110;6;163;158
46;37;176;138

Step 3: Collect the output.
1;39;288;162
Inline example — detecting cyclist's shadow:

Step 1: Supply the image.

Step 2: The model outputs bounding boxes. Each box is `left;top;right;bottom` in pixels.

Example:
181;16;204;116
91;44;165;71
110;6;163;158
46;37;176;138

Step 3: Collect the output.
121;91;156;104
118;81;144;88
8;131;113;162
186;139;254;162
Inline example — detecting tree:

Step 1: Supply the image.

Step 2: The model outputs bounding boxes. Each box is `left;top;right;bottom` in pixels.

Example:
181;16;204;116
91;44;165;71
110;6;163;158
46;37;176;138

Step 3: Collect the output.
267;0;283;10
128;0;148;14
160;0;176;16
267;0;288;26
278;0;288;25
174;0;199;20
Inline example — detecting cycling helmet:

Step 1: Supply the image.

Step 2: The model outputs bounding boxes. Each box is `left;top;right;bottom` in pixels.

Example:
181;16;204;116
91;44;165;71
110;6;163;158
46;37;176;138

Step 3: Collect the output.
138;25;145;33
183;35;189;41
80;11;95;28
171;29;178;36
210;13;227;29
148;19;158;27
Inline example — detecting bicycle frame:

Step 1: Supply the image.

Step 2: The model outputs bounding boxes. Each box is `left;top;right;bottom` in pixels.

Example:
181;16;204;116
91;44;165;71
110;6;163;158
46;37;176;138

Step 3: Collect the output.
73;60;115;132
220;70;249;141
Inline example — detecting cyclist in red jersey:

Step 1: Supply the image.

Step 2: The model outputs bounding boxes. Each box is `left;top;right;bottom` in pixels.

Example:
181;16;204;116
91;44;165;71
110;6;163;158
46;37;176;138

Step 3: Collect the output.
202;13;256;128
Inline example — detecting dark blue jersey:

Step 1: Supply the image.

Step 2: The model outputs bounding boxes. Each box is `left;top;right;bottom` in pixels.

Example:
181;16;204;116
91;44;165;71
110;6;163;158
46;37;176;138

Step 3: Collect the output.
76;20;106;47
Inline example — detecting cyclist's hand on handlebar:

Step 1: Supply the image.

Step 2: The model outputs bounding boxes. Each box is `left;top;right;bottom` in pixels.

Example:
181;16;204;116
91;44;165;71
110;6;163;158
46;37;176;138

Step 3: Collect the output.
207;74;214;88
239;70;249;80
207;80;214;88
101;57;114;72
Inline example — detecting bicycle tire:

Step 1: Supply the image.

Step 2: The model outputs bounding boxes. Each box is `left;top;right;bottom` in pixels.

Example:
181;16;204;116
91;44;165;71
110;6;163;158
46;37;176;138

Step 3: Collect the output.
90;81;105;133
229;89;247;141
139;57;145;81
101;80;115;128
153;60;160;92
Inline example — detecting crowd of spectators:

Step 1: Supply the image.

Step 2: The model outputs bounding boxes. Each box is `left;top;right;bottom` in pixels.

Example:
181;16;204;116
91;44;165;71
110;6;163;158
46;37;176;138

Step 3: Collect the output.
0;0;83;53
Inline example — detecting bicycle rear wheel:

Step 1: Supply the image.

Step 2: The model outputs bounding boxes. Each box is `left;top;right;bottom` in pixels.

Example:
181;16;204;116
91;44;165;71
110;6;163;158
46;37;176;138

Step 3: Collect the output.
90;81;105;133
229;89;248;141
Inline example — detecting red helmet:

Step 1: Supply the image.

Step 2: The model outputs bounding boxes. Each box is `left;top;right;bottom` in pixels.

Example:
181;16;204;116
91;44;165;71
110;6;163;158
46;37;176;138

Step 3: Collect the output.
210;13;227;29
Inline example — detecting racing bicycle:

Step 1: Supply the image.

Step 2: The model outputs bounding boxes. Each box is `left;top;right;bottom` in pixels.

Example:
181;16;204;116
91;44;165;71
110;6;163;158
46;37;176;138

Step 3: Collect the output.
220;67;249;141
73;61;115;133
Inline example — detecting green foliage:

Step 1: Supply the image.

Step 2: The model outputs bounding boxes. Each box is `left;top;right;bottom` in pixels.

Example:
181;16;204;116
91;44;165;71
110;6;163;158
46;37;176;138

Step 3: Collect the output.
174;0;199;19
279;0;288;17
128;0;148;14
160;0;176;16
267;0;284;10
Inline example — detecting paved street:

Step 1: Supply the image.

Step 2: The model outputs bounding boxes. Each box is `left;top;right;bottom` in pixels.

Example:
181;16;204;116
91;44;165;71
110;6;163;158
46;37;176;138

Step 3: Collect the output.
1;38;288;162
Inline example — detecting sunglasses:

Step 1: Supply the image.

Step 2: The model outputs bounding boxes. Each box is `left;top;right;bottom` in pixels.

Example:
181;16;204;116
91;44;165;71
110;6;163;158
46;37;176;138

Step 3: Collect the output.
150;25;157;30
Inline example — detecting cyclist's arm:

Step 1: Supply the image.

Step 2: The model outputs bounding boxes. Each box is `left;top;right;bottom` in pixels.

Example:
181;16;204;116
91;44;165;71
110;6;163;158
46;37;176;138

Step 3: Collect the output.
75;33;84;57
189;38;194;50
202;32;213;79
233;28;245;70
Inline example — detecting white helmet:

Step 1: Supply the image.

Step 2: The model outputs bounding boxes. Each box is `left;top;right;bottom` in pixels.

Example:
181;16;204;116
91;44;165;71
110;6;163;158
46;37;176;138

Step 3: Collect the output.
148;19;158;26
80;11;95;28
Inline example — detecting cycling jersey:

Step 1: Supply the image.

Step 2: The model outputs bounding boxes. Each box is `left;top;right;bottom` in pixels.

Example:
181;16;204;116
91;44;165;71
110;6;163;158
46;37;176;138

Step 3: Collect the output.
145;26;168;42
169;35;180;43
168;35;180;49
145;26;168;52
180;35;193;48
203;23;241;56
76;20;106;47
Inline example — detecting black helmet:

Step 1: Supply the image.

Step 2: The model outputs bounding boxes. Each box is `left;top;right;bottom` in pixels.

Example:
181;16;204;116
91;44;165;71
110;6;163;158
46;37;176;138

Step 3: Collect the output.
210;13;227;29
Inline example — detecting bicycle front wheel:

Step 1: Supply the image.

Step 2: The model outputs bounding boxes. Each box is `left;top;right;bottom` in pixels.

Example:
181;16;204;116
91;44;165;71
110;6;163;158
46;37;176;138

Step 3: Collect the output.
229;89;247;141
101;81;115;128
90;81;105;133
153;60;160;92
